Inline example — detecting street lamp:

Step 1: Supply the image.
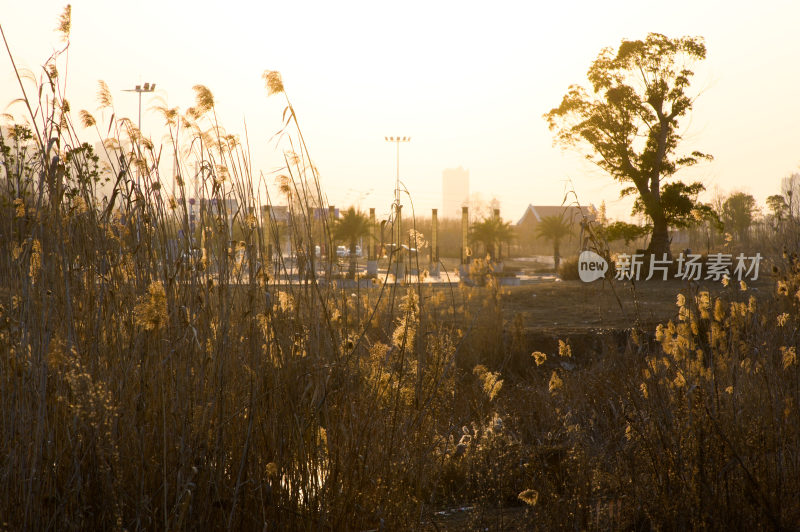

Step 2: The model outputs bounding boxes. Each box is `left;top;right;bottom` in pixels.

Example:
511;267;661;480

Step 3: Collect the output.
123;82;156;243
384;136;410;248
123;82;156;194
123;82;156;132
384;136;410;207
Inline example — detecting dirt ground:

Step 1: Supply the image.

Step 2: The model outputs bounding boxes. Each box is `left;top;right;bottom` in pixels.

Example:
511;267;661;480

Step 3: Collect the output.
435;256;774;334
498;277;773;335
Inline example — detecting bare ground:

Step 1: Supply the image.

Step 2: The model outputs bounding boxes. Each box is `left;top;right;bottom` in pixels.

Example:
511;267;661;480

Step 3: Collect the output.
499;277;773;334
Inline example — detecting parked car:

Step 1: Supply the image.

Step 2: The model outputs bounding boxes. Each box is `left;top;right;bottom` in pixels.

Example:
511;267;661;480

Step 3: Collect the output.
335;245;363;258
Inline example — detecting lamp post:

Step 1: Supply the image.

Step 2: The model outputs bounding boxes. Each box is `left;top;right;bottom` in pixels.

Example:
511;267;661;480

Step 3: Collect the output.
384;136;410;248
123;82;156;244
123;82;156;192
123;82;156;132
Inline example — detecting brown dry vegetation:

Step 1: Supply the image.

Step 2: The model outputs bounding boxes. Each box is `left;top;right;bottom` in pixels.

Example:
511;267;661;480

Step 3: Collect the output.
2;9;800;530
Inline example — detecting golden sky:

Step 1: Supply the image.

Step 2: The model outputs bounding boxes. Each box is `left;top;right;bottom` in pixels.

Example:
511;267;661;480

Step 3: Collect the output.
2;0;799;222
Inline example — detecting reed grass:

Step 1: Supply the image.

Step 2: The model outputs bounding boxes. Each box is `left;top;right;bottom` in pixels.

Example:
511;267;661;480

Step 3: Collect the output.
2;8;800;530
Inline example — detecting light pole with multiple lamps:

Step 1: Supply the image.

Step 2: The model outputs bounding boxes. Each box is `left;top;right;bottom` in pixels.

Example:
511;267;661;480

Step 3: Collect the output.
123;82;156;132
384;136;410;249
123;82;156;190
123;82;156;242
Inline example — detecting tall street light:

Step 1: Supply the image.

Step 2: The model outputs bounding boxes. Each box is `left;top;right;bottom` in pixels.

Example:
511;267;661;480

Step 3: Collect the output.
123;82;156;132
123;82;156;196
384;136;410;248
123;82;156;242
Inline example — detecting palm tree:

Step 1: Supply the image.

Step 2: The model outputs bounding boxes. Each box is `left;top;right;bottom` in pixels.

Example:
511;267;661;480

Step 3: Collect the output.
332;207;372;278
469;217;514;261
535;214;572;272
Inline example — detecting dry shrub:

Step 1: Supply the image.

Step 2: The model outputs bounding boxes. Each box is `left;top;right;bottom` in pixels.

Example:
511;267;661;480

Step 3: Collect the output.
496;272;800;529
0;15;469;529
557;255;580;280
3;9;800;531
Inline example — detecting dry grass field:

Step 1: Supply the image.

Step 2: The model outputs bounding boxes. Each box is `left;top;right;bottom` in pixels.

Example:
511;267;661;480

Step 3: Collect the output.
2;9;800;530
500;277;773;331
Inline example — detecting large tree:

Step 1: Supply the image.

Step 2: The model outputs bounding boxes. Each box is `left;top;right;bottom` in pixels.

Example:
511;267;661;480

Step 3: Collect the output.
766;194;789;226
721;192;758;244
545;33;711;257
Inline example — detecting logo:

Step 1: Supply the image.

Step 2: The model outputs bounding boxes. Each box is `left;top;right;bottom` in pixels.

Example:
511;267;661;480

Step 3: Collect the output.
576;252;762;283
578;250;608;282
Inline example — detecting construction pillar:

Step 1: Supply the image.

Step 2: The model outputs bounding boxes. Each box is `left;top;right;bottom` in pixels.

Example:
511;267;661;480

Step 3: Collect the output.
395;203;402;250
493;208;501;261
367;207;378;276
431;208;439;275
261;205;272;263
328;205;336;259
394;204;405;281
461;205;469;264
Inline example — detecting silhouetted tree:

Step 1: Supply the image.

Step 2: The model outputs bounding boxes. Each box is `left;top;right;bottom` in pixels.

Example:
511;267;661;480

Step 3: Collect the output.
546;33;711;257
722;192;758;244
767;194;789;227
469;217;514;261
332;207;371;278
536;214;572;271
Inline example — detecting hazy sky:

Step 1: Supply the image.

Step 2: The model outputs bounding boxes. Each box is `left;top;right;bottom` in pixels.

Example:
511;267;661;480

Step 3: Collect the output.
2;0;799;222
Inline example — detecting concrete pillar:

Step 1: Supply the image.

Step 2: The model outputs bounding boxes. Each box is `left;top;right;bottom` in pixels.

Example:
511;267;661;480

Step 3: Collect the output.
461;205;469;264
367;207;378;276
431;208;439;275
395;203;402;249
200;200;207;258
261;205;272;263
393;204;405;281
493;208;501;261
328;205;336;258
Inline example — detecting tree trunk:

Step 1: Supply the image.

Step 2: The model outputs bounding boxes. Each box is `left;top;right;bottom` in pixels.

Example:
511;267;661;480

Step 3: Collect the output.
553;240;561;273
647;211;671;257
348;240;357;279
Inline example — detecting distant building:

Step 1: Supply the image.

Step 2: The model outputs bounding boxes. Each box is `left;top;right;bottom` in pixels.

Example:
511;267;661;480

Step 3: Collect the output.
312;207;339;221
516;204;595;227
201;197;239;218
260;205;290;224
199;197;239;238
442;167;469;219
516;204;595;252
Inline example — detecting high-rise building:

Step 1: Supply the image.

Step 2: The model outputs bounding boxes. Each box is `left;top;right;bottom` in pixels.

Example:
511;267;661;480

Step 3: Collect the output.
442;166;469;219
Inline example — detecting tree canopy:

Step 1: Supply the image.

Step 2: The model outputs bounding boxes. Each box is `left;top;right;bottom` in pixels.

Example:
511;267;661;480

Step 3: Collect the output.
721;192;758;244
628;181;717;229
545;33;711;256
766;194;789;224
469;217;513;260
602;221;649;246
332;207;372;278
535;214;572;271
